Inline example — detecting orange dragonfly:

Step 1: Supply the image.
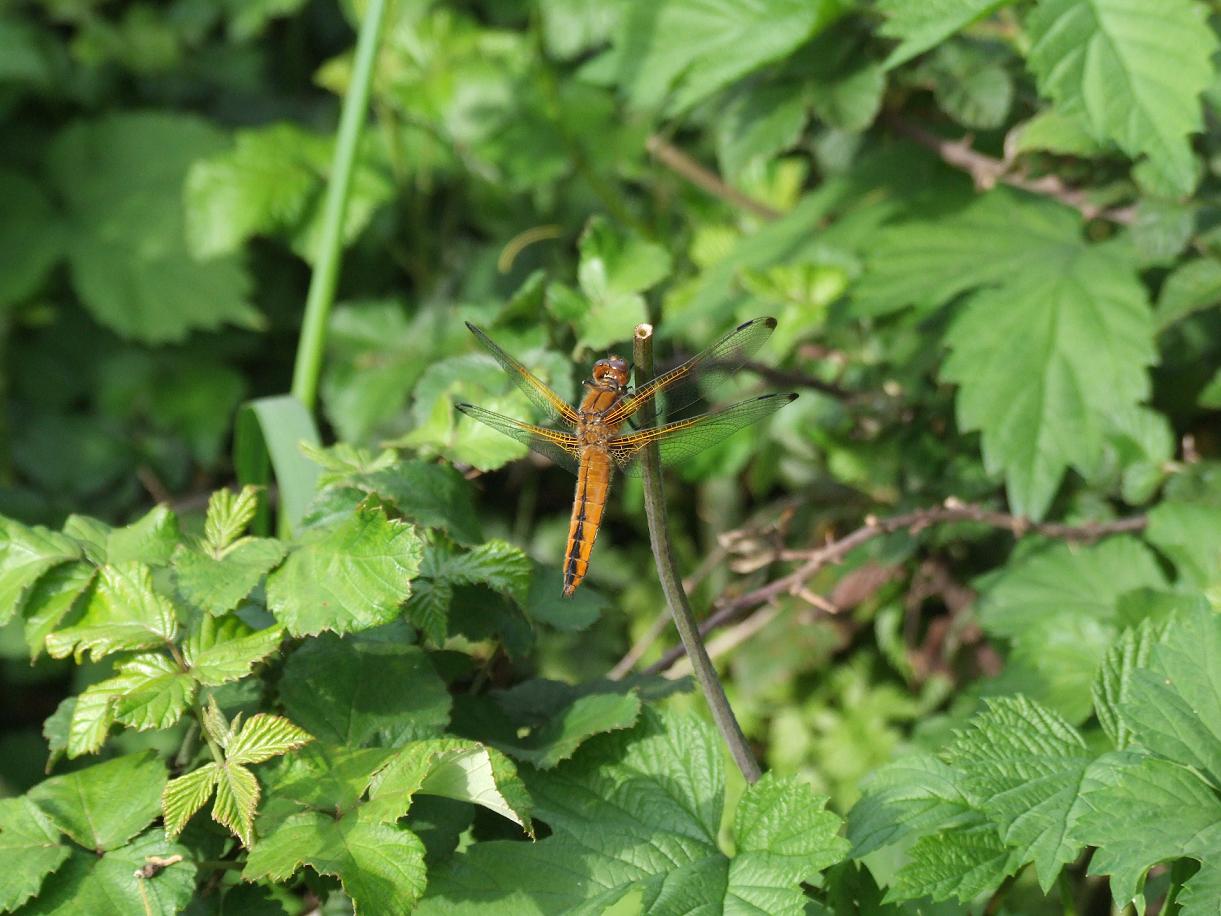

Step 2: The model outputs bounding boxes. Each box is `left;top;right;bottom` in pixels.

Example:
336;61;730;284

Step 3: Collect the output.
457;317;797;595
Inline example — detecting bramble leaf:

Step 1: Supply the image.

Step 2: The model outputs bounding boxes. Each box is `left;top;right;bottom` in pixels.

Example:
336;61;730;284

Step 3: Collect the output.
212;761;261;847
1072;753;1221;908
421;709;847;913
44;562;179;662
16;830;195;916
202;486;262;552
266;503;423;636
47;113;261;343
183;617;284;685
612;0;848;115
185;122;393;263
0;796;70;911
161;763;221;840
941;237;1155;520
225;713;313;766
877;0;1014;68
976;538;1166;721
368;738;533;832
0;519;79;625
1120;603;1221;782
173;537;287;616
944;696;1092;890
279;634;451;746
244;807;427;914
1027;0;1215;196
28;752;166;851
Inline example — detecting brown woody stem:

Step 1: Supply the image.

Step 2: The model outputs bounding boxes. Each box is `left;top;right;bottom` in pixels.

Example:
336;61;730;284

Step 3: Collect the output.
633;322;762;784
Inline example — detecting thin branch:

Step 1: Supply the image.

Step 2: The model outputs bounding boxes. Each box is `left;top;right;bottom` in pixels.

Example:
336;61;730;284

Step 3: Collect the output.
634;322;762;783
646;135;781;221
644;497;1147;675
887;116;1137;225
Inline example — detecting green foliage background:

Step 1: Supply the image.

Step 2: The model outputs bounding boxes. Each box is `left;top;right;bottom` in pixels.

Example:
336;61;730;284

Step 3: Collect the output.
1;0;1220;912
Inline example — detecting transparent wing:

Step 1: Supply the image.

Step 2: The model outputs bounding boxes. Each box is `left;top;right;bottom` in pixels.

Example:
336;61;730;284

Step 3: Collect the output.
455;403;581;475
604;316;777;426
608;393;797;477
466;322;580;427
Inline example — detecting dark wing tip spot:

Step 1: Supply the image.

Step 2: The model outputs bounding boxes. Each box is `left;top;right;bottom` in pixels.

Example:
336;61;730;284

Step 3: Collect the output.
455;402;473;411
464;321;478;333
762;316;778;328
784;392;798;401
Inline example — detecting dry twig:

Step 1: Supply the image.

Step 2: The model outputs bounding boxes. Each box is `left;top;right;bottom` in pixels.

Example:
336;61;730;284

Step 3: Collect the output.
887;116;1137;225
646;135;781;221
644;497;1147;675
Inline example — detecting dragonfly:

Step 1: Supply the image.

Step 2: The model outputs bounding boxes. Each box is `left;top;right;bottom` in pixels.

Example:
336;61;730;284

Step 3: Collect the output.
456;317;797;595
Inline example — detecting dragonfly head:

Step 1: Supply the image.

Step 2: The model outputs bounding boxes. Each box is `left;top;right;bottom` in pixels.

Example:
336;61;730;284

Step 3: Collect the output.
591;356;630;391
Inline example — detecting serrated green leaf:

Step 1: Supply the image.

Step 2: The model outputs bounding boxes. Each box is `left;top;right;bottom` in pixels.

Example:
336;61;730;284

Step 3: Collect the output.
201;696;233;749
1157;257;1221;330
407;536;532;644
16;830;195;916
886;820;1022;904
368;738;533;833
61;507;181;568
1027;0;1216;196
0;518;79;625
945;696;1091;890
213;762;260;846
185;123;393;264
501;691;643;769
1093;616;1171;750
184;618;284;685
244;808;427;914
28;751;166;851
110;652;196;731
718;81;810;179
846;753;977;857
1180;860;1221;916
976;539;1165;720
878;0;1014;68
354;459;484;546
1072;752;1221;907
58;691;114;758
47;113;261;343
262;744;397;816
422;709;847;914
161;762;221;840
1120;603;1221;782
44;562;179;662
21;561;95;659
853;189;1080;317
173;537;286;616
941;233;1155;518
203;486;262;552
279;634;451;746
729;773;849;912
266;503;423;636
0;796;70;911
613;0;848;115
225;713;313;766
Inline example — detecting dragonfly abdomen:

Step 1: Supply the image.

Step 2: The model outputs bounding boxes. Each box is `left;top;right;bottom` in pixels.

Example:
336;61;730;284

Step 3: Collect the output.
563;448;613;595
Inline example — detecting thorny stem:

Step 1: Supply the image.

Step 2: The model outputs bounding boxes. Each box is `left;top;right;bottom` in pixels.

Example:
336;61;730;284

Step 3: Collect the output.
633;322;762;784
